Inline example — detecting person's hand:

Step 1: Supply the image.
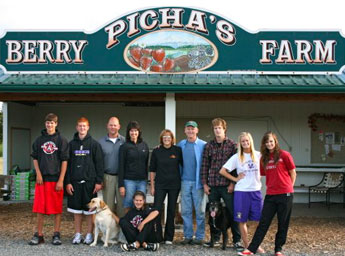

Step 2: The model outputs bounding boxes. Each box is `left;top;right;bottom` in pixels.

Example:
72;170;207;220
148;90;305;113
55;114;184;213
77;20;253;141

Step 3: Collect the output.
55;180;64;191
203;184;211;195
119;187;126;197
93;183;102;194
66;184;74;195
137;222;145;232
36;173;43;185
236;172;245;182
227;183;234;193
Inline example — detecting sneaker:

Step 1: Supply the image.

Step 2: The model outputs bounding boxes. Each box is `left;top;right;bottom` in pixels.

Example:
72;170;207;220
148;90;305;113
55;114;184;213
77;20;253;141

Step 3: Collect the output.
180;238;193;245
238;250;254;255
203;240;221;247
234;241;244;252
121;242;138;252
28;232;44;245
275;252;286;256
144;243;159;251
165;240;173;245
52;232;62;245
72;233;84;244
83;233;93;245
191;239;203;245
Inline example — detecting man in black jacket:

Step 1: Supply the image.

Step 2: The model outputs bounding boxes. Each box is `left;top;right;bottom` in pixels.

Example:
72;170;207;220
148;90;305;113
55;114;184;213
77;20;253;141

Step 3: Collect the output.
65;117;104;245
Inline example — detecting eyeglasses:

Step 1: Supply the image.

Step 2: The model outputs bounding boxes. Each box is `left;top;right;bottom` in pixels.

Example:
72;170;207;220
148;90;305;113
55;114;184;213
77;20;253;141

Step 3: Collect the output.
163;136;171;139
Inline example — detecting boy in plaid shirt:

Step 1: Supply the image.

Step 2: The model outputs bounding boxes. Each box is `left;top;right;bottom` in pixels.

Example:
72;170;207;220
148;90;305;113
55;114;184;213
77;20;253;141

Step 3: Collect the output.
201;118;242;251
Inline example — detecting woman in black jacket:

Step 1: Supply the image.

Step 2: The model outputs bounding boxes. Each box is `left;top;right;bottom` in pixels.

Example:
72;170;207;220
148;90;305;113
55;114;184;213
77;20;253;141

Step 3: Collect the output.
149;129;183;245
119;121;149;212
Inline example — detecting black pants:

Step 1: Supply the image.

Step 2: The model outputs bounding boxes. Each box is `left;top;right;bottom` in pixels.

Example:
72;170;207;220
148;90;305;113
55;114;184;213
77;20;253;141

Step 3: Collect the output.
119;217;158;244
154;188;180;242
248;193;293;253
208;186;241;243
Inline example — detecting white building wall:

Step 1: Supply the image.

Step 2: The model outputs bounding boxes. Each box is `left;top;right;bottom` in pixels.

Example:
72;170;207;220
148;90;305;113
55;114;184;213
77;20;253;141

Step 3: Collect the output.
177;100;345;165
29;103;165;145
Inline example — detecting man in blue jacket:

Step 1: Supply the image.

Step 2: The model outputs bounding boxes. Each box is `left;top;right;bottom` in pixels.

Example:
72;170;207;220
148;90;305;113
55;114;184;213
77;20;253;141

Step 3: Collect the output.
177;121;206;245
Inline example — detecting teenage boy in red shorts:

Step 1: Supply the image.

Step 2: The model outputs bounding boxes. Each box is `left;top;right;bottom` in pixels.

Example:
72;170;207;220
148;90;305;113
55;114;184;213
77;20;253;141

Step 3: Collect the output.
29;113;69;245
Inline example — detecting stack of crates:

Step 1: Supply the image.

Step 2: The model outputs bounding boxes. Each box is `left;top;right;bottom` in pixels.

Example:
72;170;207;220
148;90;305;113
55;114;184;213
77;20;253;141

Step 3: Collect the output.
29;180;36;200
9;175;16;200
13;171;35;200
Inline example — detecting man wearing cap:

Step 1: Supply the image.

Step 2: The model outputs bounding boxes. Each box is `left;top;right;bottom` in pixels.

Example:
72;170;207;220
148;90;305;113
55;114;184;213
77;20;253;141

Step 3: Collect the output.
201;118;242;251
177;121;207;245
98;117;125;218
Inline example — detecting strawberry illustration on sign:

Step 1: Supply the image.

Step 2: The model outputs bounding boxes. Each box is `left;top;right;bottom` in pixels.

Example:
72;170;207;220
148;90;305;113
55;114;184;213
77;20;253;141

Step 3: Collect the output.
150;65;163;72
152;49;165;63
124;30;218;73
140;56;153;70
130;47;142;62
163;58;175;71
128;56;140;67
141;48;153;56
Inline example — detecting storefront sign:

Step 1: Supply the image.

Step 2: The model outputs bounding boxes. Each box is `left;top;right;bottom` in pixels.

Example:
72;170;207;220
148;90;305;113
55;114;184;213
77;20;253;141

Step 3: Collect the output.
0;7;344;73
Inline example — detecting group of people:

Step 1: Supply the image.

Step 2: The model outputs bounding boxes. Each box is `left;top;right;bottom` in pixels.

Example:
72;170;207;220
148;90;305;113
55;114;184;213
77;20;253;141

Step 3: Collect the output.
29;113;296;256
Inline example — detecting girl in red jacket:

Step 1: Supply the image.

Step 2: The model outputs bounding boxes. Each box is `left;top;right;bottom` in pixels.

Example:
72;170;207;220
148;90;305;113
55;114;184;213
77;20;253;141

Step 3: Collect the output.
239;131;296;256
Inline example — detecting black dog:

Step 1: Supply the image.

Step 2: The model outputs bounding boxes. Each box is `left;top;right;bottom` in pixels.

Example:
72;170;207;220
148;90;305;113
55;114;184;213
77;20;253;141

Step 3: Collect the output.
207;201;231;250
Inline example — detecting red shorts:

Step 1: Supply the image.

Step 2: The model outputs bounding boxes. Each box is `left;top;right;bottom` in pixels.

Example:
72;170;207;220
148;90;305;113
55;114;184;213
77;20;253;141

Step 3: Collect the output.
33;182;64;215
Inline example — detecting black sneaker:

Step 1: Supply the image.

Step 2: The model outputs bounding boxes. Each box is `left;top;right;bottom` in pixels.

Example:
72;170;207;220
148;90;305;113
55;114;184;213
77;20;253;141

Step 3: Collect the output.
191;239;203;245
233;241;244;252
144;243;159;251
28;232;44;245
52;232;62;245
203;240;221;247
121;242;138;252
180;238;193;245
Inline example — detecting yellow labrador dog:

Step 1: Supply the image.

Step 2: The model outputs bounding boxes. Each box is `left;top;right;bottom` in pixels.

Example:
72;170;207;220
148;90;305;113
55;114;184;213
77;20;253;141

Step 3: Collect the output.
88;197;120;247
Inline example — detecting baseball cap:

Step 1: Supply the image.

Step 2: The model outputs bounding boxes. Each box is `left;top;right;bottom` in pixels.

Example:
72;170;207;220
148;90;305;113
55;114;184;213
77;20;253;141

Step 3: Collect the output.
185;121;198;128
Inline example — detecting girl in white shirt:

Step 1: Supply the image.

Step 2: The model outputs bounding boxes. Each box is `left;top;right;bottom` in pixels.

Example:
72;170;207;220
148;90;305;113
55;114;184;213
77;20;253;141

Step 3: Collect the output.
219;132;264;252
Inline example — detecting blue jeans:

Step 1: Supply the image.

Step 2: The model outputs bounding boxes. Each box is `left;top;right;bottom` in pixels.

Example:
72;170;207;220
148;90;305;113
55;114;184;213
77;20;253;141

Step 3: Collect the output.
181;180;205;240
123;179;147;208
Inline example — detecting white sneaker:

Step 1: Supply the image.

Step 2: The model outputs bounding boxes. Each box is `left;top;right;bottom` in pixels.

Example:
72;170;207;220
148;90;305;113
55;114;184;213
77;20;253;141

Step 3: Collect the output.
165;241;173;245
72;233;83;244
84;233;93;245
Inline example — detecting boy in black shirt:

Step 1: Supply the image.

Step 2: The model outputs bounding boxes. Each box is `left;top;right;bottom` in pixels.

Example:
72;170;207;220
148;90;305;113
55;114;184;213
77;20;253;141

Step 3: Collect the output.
65;117;104;245
29;113;69;246
120;191;160;252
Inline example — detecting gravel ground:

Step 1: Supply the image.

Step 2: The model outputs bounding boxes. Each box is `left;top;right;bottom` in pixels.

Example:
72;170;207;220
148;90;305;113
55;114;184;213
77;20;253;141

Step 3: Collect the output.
1;202;345;256
0;236;343;256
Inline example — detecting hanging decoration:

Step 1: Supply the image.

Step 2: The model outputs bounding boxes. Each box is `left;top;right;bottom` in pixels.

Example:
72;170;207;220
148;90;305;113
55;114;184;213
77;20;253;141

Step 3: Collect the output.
308;113;345;131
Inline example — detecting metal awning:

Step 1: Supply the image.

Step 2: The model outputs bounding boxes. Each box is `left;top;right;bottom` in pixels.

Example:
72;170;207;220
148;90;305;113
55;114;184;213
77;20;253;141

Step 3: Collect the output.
1;73;345;93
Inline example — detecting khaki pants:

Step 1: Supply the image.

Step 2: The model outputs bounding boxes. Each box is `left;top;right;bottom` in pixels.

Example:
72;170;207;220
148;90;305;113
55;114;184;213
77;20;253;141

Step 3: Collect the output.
103;173;125;218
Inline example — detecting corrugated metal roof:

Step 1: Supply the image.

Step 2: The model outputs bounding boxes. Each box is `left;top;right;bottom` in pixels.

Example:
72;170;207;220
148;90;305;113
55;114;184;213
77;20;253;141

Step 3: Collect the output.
1;73;345;93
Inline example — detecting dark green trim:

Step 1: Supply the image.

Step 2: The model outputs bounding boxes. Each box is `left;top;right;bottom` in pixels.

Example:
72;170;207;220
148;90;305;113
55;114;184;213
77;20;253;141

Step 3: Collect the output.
1;73;345;93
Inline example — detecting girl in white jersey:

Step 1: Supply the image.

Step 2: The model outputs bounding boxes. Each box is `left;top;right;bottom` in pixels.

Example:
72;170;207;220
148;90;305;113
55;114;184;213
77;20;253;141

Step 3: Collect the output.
219;132;264;253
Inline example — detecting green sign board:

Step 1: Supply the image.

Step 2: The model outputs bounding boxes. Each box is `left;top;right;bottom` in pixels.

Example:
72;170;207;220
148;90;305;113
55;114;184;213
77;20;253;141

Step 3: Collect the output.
0;7;344;73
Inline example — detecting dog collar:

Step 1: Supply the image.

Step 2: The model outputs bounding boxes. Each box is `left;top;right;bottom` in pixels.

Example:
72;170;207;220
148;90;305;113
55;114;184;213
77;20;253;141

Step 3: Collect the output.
95;206;108;214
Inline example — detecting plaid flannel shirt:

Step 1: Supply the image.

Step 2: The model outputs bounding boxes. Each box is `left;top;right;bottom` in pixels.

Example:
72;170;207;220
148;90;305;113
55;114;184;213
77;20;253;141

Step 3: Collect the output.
201;137;237;187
